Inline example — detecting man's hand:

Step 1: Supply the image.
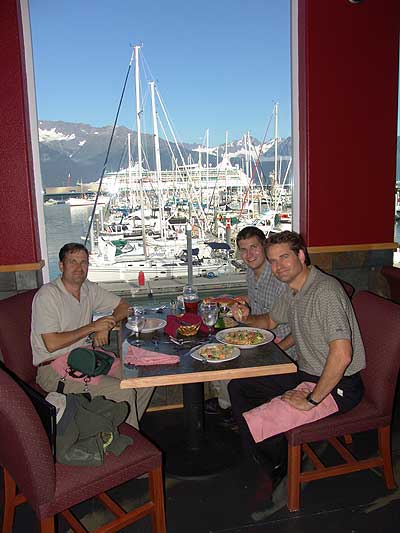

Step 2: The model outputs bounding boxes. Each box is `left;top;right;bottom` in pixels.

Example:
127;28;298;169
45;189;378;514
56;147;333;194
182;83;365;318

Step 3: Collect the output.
231;303;250;323
91;316;116;346
93;316;116;332
281;387;314;411
93;330;110;347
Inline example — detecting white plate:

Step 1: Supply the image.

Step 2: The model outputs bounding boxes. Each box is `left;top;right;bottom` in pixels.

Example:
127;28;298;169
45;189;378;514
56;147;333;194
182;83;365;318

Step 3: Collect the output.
189;343;240;364
215;327;274;349
126;318;167;334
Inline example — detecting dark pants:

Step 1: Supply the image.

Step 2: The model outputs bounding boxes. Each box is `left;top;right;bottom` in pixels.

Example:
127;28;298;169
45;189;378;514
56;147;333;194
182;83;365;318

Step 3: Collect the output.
228;370;363;466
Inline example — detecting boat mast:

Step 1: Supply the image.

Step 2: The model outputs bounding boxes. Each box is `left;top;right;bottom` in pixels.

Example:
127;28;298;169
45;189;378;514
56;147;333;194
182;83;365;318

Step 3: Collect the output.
128;133;134;209
206;128;209;203
134;44;147;257
274;101;279;207
150;80;166;242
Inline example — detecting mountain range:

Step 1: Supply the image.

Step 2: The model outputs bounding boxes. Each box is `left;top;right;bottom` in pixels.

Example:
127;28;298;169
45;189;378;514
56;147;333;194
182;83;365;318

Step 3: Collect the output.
38;120;293;188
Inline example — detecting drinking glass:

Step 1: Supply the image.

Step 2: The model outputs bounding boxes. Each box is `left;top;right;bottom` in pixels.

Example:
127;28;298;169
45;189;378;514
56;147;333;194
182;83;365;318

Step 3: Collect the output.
127;305;145;346
183;285;199;314
175;295;186;317
199;302;219;339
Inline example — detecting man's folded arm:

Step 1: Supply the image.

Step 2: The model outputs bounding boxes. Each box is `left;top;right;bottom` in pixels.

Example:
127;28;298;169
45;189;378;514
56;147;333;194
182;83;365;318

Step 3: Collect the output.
42;325;96;353
277;334;295;351
111;299;129;323
41;313;118;353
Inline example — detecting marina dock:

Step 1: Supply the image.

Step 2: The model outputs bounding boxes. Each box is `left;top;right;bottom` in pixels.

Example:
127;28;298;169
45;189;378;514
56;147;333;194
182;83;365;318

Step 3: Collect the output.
96;271;247;300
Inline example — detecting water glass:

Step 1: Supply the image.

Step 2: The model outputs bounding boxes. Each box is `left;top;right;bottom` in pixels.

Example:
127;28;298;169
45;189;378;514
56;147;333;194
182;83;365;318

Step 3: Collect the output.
183;285;199;314
199;302;219;338
127;305;145;346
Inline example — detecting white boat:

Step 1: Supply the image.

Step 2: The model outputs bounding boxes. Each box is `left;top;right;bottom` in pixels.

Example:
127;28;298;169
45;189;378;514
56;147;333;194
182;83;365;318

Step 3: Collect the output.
88;241;237;283
67;195;109;207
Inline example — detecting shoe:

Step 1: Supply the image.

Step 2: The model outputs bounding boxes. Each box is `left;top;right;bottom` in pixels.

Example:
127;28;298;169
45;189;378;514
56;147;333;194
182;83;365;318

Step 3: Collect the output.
204;397;231;416
270;459;288;491
252;450;288;491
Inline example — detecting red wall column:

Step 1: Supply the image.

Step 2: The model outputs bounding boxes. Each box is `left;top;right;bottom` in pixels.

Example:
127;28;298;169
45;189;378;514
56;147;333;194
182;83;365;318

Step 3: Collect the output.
0;0;41;266
298;0;400;247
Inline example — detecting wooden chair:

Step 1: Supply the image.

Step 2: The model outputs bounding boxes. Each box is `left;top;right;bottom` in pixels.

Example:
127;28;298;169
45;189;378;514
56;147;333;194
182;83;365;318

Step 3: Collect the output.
285;290;400;511
0;367;167;532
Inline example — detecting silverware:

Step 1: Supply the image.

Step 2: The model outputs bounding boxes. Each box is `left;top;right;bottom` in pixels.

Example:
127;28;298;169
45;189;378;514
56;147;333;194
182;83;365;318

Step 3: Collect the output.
168;336;208;346
145;305;167;313
197;350;208;365
168;336;193;345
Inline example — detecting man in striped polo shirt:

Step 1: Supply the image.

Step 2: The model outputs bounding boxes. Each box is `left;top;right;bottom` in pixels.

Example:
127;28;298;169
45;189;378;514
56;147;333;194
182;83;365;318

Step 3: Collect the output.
229;231;365;486
205;226;293;418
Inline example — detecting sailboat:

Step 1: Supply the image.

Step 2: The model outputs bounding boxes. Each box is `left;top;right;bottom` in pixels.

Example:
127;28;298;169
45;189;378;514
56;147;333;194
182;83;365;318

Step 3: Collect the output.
87;45;242;284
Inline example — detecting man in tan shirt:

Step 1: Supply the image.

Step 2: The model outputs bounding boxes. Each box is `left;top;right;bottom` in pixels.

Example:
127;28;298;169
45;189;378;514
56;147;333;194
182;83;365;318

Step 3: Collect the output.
31;242;153;429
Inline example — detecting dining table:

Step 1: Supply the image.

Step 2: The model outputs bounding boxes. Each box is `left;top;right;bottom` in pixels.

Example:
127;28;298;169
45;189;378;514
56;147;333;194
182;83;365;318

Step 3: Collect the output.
119;310;297;479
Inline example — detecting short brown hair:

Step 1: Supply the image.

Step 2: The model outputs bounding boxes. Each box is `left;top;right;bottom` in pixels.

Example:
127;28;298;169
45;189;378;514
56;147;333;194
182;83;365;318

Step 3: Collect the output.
59;243;89;262
266;231;311;266
236;226;266;247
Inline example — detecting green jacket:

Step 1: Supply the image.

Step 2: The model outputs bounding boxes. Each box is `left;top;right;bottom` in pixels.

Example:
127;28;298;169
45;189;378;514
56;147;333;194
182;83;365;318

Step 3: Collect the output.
56;393;133;466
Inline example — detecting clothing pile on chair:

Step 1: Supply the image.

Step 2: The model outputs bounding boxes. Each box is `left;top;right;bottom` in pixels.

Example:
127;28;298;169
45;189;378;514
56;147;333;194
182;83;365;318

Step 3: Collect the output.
47;393;133;466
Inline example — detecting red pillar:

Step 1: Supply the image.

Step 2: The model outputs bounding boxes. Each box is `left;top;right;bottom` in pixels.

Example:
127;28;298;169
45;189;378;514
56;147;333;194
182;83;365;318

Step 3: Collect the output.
0;0;41;267
297;0;400;247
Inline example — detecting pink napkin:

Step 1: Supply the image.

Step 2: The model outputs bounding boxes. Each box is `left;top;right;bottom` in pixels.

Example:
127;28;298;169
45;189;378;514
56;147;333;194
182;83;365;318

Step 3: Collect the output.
125;345;180;366
243;381;339;443
164;312;209;337
50;348;120;385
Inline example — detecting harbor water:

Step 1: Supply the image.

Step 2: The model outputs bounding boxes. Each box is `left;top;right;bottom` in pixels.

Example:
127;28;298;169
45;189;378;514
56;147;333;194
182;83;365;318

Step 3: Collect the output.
45;203;93;280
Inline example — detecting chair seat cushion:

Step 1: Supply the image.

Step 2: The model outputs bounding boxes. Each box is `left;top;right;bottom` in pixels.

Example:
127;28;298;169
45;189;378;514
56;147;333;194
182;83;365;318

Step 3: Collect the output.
285;398;390;446
37;423;161;519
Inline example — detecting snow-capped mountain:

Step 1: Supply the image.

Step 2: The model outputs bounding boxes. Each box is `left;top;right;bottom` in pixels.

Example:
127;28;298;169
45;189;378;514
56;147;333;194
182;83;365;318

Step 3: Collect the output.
38;120;292;187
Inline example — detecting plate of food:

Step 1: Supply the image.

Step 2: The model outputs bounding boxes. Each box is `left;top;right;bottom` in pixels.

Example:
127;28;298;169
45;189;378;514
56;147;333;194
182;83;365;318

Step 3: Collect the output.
215;327;274;349
189;343;240;363
126;318;167;334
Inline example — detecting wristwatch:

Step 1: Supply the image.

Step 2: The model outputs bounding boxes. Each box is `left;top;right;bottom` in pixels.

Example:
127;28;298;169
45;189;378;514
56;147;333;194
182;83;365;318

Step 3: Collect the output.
306;391;320;407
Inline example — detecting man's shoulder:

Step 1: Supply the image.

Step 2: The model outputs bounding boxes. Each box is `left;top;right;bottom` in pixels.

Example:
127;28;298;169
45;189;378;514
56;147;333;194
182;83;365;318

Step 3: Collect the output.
82;278;111;296
35;278;63;300
312;268;342;290
308;268;346;302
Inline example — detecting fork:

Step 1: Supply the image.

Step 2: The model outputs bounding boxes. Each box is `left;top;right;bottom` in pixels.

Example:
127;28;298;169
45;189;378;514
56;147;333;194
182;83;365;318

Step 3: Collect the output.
168;336;194;345
197;350;209;365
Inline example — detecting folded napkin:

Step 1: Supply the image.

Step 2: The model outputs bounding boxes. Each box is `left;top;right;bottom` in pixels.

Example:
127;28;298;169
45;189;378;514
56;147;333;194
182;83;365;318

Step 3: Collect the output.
164;312;209;337
125;345;180;366
243;382;338;443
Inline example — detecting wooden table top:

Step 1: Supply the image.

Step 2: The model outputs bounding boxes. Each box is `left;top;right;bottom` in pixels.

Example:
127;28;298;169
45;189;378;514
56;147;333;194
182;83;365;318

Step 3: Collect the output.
120;324;297;389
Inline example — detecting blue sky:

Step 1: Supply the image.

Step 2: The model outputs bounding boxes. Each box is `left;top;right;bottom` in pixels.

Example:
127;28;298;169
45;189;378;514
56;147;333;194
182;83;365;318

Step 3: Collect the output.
29;0;291;146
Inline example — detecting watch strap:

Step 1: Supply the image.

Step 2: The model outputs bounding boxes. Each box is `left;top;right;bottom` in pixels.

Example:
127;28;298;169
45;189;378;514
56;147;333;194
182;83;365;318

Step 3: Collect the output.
306;391;320;406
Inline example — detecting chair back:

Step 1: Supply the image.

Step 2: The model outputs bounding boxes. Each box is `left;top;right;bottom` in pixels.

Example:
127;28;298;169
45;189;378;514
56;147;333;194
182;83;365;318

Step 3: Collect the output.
0;367;55;509
0;289;37;383
381;265;400;303
337;278;355;299
352;290;400;416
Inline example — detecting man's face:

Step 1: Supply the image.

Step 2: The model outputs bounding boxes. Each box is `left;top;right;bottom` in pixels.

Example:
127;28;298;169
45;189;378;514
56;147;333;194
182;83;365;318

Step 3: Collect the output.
237;236;267;273
267;243;305;285
59;250;89;286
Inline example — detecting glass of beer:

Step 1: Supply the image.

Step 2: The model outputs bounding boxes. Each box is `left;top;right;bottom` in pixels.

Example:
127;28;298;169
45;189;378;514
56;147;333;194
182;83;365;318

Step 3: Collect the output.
182;285;199;314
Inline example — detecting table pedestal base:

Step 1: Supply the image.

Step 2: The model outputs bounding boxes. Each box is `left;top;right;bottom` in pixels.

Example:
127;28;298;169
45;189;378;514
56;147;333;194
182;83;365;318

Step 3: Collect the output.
164;434;240;480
